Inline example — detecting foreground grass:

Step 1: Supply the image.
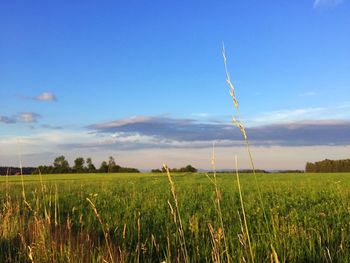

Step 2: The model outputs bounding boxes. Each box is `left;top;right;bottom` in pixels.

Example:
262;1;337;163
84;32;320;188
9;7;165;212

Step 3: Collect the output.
1;172;350;262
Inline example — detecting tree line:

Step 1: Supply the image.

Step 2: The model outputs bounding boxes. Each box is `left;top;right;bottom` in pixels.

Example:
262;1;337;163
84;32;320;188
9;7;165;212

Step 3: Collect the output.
34;155;139;174
151;164;197;173
306;159;350;173
0;158;200;175
0;167;36;175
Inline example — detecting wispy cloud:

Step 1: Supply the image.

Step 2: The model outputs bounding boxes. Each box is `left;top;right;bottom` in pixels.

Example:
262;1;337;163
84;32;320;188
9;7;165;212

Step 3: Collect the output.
17;112;41;123
336;102;350;109
0;130;95;157
32;92;57;102
248;104;350;125
0;115;16;124
40;124;63;130
313;0;344;8
191;113;211;118
247;107;326;125
299;91;317;97
0;112;41;124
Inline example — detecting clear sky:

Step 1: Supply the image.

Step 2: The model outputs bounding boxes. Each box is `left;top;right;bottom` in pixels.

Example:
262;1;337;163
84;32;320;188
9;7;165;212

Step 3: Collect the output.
1;0;349;170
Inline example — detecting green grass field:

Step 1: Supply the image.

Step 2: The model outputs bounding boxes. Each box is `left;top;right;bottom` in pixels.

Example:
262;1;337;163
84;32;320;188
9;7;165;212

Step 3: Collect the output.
1;172;350;262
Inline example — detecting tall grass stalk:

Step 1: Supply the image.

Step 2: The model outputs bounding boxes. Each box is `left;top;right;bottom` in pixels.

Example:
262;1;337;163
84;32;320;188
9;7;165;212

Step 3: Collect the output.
5;168;10;205
206;143;230;262
137;211;141;263
38;169;50;223
235;155;254;262
222;45;272;239
86;197;114;263
17;139;32;211
164;164;189;263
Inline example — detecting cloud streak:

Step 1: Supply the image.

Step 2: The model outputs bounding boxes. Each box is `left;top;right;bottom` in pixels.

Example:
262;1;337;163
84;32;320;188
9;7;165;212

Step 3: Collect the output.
0;112;41;124
2;118;350;170
85;116;350;149
88;116;235;142
0;115;16;124
32;92;57;102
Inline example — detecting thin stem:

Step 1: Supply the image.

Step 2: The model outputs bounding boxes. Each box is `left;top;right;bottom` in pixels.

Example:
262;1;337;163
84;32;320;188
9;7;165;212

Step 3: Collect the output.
164;164;189;262
235;155;254;262
86;198;114;263
211;143;230;262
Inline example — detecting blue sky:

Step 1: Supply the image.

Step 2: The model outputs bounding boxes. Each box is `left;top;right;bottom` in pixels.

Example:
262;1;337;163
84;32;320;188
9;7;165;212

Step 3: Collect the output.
0;0;349;170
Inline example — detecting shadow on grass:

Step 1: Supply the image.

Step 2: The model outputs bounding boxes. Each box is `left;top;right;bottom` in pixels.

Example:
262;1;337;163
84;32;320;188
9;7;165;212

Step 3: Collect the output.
0;235;26;262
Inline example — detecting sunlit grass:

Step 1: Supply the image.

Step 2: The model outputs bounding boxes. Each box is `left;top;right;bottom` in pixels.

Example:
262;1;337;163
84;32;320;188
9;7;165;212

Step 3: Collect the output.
1;172;350;262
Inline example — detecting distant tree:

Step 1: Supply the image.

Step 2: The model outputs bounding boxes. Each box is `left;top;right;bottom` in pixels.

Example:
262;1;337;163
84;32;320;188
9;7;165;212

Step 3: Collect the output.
86;157;96;173
36;165;54;174
53;155;70;173
73;157;85;173
108;156;121;172
108;156;116;173
182;164;197;173
118;167;140;173
99;161;109;173
278;170;304;173
160;165;197;173
306;162;315;172
151;169;162;173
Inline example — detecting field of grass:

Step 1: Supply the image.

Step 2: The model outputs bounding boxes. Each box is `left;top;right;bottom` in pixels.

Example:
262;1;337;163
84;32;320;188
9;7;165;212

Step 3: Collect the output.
1;172;350;262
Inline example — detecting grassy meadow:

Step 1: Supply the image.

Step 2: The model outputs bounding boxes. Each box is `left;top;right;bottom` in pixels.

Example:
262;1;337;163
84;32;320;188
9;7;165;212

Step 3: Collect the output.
1;172;350;262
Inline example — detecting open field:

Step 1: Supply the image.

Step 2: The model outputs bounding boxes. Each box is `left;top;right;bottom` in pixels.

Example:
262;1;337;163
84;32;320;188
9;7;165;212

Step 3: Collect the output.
1;172;350;262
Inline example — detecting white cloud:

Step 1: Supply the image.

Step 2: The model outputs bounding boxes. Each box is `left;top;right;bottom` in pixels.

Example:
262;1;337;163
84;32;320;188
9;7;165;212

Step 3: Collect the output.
191;113;211;117
313;0;343;8
17;112;41;123
0;112;43;124
33;92;57;102
246;103;350;126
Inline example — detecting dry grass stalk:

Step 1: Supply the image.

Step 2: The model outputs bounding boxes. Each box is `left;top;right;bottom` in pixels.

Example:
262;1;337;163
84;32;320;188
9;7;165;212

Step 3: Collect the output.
237;210;247;262
207;222;222;263
137;211;141;263
164;164;189;263
235;156;254;262
223;45;273;246
123;223;127;239
223;43;239;110
38;169;49;222
54;183;59;226
207;143;230;262
270;246;279;263
86;197;114;263
17;139;32;211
